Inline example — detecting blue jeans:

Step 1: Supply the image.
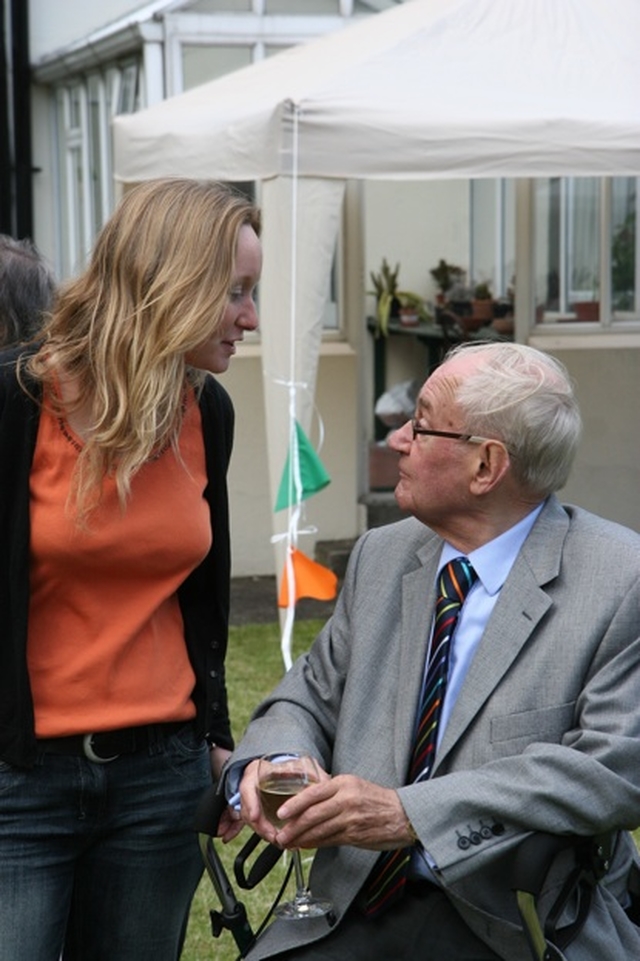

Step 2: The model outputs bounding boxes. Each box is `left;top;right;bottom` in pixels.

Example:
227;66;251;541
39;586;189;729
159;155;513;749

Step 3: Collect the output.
0;724;211;961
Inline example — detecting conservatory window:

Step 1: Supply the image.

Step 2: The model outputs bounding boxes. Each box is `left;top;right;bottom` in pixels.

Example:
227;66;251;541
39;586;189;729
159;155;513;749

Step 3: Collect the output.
534;177;639;327
611;177;637;314
470;179;515;299
182;44;253;89
55;60;141;278
265;0;342;12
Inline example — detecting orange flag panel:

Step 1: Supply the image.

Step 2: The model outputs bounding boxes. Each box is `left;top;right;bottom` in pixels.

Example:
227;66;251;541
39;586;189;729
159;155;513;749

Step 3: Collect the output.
278;548;338;608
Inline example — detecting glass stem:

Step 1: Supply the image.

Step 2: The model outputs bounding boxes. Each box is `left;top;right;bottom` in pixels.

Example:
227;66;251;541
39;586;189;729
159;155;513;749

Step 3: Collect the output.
292;851;308;899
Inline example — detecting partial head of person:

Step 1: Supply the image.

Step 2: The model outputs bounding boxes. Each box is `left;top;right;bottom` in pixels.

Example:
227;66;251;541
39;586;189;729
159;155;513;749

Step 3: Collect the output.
24;178;262;520
0;234;56;347
390;341;582;547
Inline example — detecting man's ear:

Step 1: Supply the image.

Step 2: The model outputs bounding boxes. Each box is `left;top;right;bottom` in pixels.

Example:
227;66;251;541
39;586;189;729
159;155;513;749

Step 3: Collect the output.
469;440;511;495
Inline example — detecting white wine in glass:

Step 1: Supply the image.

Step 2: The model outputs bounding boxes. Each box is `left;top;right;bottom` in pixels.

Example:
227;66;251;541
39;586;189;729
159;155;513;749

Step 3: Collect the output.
257;752;333;920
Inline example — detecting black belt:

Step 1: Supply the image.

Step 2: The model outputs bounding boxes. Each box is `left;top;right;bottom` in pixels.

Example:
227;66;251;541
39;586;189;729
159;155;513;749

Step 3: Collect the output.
37;721;190;763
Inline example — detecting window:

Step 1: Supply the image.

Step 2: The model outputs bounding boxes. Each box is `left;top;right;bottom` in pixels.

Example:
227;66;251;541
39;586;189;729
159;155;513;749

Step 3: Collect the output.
54;60;141;278
265;0;341;11
534;177;639;327
611;178;637;314
470;179;515;299
182;45;253;89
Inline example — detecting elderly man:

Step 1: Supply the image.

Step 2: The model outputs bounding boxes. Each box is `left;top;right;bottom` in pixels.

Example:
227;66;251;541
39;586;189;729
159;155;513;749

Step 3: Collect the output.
223;342;640;960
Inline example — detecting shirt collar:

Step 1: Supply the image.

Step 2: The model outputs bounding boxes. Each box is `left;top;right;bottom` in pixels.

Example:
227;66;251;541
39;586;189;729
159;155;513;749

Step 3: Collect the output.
440;500;546;596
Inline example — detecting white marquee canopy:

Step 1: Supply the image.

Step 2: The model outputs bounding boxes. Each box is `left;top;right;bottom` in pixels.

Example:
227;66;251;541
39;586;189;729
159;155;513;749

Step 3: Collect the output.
113;0;640;577
114;0;640;183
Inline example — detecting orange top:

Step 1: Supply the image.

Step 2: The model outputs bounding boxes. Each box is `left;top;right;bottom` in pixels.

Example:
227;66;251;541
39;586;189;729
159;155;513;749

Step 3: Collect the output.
27;392;211;737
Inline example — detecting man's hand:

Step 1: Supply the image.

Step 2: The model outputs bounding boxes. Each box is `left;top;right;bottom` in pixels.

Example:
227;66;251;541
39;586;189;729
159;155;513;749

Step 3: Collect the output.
239;764;415;852
217;804;244;843
209;744;232;782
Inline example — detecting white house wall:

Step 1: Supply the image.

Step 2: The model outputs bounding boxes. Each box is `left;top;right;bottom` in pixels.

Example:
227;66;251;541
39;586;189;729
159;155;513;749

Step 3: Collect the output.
364;179;470;392
543;349;640;532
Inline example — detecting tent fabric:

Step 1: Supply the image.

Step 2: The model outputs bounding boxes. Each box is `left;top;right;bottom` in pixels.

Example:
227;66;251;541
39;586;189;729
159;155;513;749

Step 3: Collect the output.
258;176;345;565
113;0;640;183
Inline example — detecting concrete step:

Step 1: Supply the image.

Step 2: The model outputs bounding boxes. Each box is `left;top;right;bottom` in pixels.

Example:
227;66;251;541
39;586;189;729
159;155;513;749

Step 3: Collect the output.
314;493;407;582
314;538;357;581
360;491;408;529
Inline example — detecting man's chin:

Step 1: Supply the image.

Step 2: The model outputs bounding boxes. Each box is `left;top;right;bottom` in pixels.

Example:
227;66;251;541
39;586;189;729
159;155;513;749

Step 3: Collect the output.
393;484;408;511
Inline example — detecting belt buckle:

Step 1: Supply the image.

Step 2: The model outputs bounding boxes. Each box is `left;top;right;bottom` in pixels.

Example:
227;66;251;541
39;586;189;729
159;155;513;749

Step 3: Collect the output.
82;733;119;764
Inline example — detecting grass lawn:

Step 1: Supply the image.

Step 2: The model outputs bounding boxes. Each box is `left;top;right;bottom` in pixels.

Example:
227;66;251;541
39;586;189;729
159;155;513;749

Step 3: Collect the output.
181;618;324;961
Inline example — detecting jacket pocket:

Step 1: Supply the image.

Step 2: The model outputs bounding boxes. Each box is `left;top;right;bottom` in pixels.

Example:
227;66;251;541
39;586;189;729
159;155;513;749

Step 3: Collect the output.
490;701;576;752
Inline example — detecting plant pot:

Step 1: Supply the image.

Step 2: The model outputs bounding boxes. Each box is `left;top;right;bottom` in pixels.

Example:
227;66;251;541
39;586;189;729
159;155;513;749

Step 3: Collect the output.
399;306;419;326
472;298;494;323
491;315;514;335
570;301;599;322
461;314;488;334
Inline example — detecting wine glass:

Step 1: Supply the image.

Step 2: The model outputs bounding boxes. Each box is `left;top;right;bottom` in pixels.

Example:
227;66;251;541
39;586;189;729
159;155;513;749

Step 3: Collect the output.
257;752;333;920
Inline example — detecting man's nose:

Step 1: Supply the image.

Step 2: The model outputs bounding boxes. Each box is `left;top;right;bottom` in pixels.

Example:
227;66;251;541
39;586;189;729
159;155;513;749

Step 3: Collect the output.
389;419;412;452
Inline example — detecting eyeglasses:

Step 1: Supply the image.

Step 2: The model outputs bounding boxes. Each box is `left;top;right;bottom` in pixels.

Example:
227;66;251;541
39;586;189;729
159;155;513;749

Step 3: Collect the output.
409;419;489;445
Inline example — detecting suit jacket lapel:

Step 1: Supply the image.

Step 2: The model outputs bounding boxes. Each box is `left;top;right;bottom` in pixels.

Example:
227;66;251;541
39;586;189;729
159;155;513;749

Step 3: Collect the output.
395;541;441;782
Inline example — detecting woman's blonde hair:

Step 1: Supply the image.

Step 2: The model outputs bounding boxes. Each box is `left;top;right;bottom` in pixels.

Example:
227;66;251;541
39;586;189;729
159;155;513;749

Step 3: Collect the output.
26;178;260;521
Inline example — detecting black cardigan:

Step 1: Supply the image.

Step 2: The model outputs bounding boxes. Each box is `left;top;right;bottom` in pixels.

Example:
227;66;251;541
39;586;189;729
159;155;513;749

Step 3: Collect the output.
0;346;235;768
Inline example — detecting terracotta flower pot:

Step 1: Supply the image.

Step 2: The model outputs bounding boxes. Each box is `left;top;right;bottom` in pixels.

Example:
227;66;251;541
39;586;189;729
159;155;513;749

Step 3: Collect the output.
399;306;419;326
570;301;599;322
471;298;494;322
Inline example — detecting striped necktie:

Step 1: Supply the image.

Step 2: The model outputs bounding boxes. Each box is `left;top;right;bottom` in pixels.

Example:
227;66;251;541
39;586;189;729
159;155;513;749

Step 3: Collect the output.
363;557;477;919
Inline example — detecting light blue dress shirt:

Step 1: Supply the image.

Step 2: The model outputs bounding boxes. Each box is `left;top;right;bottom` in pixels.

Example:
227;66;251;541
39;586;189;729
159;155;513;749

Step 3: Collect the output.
435;502;544;750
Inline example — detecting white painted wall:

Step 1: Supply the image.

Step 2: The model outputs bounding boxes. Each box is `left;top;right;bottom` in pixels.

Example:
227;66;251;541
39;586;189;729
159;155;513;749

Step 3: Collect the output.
551;348;640;532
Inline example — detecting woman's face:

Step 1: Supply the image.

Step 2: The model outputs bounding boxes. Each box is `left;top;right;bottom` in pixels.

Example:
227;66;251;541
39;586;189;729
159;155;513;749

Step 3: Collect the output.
186;224;262;373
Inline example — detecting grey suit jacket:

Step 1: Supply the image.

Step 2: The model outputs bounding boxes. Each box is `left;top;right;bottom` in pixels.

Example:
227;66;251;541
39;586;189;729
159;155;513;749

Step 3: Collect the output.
231;496;640;959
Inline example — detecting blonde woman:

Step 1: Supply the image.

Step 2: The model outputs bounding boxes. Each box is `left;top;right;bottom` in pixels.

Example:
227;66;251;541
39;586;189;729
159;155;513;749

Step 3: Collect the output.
0;178;262;961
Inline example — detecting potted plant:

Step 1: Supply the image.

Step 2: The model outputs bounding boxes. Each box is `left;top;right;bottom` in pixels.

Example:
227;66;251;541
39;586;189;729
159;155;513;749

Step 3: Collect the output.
369;258;401;336
429;259;465;304
369;260;428;334
397;291;429;327
569;269;600;322
472;281;494;323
